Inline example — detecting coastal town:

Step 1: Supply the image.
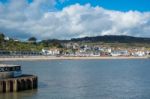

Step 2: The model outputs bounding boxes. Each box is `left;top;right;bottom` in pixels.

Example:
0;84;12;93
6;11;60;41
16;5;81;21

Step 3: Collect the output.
0;42;150;58
42;43;150;57
0;33;150;58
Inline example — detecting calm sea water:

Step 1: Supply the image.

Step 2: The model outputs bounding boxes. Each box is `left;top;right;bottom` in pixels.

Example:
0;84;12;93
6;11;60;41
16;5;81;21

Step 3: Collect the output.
1;59;150;99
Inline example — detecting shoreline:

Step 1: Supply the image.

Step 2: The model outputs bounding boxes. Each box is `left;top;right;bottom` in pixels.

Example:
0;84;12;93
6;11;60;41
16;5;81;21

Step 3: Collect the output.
0;56;148;61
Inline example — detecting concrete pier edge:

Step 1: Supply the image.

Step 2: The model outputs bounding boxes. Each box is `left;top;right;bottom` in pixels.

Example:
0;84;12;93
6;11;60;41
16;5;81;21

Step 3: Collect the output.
0;75;38;93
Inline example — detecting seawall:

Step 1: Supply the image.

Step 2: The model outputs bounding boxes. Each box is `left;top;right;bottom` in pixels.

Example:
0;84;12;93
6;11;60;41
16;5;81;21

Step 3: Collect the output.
0;75;38;93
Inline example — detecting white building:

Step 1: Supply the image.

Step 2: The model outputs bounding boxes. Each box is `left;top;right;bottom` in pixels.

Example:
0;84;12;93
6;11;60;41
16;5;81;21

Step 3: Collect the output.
4;37;10;41
133;51;145;57
42;49;60;56
111;50;129;56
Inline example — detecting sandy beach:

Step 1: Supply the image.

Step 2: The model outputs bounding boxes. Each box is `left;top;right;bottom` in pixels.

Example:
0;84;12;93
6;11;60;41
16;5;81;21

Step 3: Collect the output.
0;56;148;61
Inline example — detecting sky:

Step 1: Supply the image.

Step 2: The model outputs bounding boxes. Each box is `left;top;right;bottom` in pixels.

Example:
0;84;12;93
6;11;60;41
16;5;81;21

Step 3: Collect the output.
0;0;150;40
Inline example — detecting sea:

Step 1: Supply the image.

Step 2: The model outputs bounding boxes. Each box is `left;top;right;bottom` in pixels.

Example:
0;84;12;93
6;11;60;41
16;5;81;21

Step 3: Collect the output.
1;59;150;99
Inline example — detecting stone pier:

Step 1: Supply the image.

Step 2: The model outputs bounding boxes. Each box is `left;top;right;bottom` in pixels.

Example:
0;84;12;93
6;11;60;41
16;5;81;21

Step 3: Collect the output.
0;64;38;93
0;75;38;93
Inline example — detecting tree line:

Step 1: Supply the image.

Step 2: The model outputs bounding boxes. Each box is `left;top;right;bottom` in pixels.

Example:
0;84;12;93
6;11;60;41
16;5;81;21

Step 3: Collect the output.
0;33;63;51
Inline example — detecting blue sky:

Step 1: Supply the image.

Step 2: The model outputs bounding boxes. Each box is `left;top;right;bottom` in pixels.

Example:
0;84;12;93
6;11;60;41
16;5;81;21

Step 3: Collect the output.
0;0;150;39
1;0;150;11
56;0;150;12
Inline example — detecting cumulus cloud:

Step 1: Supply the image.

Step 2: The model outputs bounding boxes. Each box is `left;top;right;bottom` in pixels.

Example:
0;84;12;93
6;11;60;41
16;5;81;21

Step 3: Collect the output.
0;1;150;40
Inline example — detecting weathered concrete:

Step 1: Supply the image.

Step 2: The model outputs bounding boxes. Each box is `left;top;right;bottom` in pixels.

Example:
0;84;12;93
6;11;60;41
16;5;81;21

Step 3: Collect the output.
0;75;38;93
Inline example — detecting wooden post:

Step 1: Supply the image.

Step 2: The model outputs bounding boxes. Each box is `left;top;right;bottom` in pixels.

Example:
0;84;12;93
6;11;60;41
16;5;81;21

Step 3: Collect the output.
6;80;10;92
0;81;3;92
13;80;17;92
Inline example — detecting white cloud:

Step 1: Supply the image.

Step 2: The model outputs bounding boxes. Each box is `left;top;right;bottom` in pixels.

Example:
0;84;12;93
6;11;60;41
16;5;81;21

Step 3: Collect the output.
0;1;150;40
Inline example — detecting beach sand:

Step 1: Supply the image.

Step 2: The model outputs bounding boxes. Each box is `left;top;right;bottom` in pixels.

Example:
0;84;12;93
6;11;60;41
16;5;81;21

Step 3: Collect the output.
0;56;148;61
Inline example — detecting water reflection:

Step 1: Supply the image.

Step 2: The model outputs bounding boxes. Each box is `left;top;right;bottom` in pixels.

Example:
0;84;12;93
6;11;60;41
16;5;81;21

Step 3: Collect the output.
0;89;37;99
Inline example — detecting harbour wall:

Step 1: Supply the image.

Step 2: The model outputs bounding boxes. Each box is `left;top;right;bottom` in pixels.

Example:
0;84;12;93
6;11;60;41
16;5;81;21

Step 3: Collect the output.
0;75;38;93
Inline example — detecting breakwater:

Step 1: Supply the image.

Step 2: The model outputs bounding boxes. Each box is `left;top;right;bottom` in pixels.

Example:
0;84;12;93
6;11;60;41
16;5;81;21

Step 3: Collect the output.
0;64;38;93
0;75;38;92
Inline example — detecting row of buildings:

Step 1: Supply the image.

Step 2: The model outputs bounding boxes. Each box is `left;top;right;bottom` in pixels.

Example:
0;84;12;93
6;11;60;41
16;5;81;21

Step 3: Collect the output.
0;42;149;57
41;43;150;57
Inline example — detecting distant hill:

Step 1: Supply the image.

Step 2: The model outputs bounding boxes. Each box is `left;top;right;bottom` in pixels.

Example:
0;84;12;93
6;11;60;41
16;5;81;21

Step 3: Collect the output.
70;35;150;43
